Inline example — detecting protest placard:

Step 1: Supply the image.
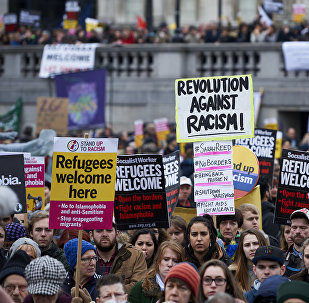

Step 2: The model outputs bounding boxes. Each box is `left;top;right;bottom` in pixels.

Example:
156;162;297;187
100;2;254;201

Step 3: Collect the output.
233;145;259;199
134;120;144;149
275;149;309;224
25;157;45;211
282;42;309;71
173;207;197;224
55;69;106;130
0;154;26;213
115;154;169;230
49;137;118;229
39;44;98;78
154;118;170;148
175;74;254;142
163;151;180;217
36;97;68;136
194;141;234;216
235;128;277;186
19;10;41;27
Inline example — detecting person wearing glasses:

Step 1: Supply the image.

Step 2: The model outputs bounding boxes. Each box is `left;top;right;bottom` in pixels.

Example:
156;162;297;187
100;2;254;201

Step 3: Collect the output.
96;274;128;303
197;259;245;303
63;238;101;300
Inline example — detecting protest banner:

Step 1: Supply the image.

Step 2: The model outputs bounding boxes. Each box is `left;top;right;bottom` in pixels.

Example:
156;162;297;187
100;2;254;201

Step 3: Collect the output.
25;157;45;211
4;13;17;32
173;207;197;224
19;10;41;27
0;98;22;132
275;131;283;159
233;145;259;199
39;44;98;78
194;141;234;216
235;185;263;229
163;151;180;217
275;149;309;224
282;42;309;71
49;137;118;230
154;118;170;148
36;97;68;136
235;128;276;186
115;154;169;230
134;120;144;149
175;74;254;142
293;4;306;23
0;154;26;213
55;69;106;130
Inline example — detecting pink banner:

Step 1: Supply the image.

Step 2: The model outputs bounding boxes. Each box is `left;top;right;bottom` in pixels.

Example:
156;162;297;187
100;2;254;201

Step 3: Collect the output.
196;165;233;171
194;151;232;157
25;164;44;188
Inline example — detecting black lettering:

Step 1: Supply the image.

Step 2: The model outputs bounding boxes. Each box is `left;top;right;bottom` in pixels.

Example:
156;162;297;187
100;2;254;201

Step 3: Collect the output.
177;81;186;96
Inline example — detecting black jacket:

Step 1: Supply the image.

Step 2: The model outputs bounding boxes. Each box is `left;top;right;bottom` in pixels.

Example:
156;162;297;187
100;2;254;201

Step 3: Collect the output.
261;201;280;239
284;244;304;277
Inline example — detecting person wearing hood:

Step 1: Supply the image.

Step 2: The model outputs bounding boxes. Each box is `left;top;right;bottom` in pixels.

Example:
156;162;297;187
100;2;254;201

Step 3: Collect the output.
244;246;286;303
9;237;41;260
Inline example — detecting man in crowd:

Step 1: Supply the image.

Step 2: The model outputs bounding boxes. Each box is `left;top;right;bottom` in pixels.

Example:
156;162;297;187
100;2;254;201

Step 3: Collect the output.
0;250;31;303
28;211;70;271
177;176;194;208
216;209;243;258
96;274;128;303
284;208;309;277
245;245;286;303
89;221;147;293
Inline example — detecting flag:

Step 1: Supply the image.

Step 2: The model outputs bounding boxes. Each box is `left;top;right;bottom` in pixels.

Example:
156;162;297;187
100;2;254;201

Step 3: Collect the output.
136;16;146;29
0;98;22;132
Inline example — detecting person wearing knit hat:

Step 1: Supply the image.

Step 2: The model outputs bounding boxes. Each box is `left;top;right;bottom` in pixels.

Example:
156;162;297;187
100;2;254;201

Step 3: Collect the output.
161;262;200;303
0;250;31;303
277;280;309;303
9;237;41;260
62;238;101;300
4;222;27;251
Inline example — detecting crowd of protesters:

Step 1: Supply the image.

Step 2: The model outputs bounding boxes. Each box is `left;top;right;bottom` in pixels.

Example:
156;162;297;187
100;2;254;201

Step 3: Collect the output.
2;17;309;46
0;122;309;302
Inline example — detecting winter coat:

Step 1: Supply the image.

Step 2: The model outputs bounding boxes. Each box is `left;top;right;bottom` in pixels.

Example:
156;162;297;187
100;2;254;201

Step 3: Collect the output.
261;201;280;239
244;279;261;303
284;244;304;277
290;268;309;283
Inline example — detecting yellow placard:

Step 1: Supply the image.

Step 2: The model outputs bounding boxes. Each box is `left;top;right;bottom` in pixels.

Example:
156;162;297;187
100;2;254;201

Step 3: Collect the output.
157;129;170;147
26;187;45;211
275;131;282;159
63;19;78;30
173;207;197;224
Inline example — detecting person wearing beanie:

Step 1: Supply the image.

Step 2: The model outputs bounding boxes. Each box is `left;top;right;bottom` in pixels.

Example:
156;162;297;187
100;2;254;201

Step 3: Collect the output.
0;250;31;303
9;237;41;259
62;238;101;300
5;222;27;250
23;255;71;303
160;262;200;303
277;280;309;303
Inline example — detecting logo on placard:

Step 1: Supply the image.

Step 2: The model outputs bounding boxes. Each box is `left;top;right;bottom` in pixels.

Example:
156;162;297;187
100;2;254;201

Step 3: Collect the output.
67;140;79;152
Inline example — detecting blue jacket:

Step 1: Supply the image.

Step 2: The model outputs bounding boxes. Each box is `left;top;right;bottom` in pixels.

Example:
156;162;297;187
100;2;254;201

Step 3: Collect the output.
244;279;261;303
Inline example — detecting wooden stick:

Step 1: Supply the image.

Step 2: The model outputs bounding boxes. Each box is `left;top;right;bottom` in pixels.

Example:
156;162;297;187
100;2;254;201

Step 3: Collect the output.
74;133;89;298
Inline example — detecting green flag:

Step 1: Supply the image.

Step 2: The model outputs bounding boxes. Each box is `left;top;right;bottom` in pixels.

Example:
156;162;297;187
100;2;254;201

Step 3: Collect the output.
0;98;22;131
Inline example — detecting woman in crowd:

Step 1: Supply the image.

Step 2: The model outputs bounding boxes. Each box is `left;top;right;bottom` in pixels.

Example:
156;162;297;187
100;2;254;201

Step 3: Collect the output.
280;225;293;252
290;238;309;282
167;215;187;246
159;262;200;303
129;240;185;303
198;259;245;302
185;216;231;269
9;237;41;260
130;229;158;268
229;229;268;291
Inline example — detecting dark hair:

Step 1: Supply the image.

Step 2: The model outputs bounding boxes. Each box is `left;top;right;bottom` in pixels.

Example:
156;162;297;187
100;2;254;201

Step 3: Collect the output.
57;230;90;249
130;228;158;268
95;274;125;297
185;216;218;268
257;175;270;201
216;209;243;229
170;216;187;233
198;259;245;302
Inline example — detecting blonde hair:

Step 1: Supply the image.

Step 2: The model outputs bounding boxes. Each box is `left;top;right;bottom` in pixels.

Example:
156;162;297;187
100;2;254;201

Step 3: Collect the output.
17;244;38;259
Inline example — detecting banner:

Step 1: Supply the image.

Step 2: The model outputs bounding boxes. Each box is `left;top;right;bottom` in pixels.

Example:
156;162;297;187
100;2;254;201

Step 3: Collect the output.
293;4;306;23
36;97;68;136
115;154;169;230
55;69;106;130
154;118;170;148
49;137;118;229
25;157;45;211
275;149;309;224
194;141;234;216
283;42;309;71
134;120;144;149
4;13;17;32
0;154;26;213
0;98;22;132
235;128;277;186
39;44;98;78
175;74;254;142
163;151;180;217
19;10;41;27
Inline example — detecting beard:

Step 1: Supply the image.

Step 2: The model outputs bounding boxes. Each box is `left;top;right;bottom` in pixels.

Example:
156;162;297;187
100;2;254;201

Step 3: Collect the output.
291;234;305;246
94;236;117;252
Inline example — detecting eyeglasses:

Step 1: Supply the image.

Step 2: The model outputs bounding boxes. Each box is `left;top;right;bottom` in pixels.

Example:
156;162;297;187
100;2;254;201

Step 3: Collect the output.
203;277;226;286
4;284;28;293
81;256;98;264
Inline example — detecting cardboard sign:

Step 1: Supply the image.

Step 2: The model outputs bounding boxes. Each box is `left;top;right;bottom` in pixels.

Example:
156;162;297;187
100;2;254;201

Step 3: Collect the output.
134;120;144;149
275;149;309;224
233;145;259;199
194;141;234;216
175;74;254;142
25;157;45;211
115;154;169;230
0;154;26;213
235;128;277;186
39;44;98;78
154;118;170;148
19;10;41;27
163;151;180;217
283;42;309;71
49;137;118;229
36;97;68;136
173;207;197;224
